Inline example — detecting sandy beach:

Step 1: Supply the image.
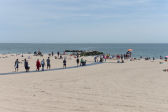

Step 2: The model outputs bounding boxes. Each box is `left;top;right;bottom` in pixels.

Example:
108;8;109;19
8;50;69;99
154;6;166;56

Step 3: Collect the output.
0;54;168;112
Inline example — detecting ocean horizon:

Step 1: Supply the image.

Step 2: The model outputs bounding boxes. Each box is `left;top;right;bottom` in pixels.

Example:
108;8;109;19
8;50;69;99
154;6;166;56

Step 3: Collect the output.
0;43;168;58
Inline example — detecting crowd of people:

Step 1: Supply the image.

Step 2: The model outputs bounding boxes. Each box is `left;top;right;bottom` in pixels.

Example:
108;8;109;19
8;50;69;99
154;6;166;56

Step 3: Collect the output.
14;57;67;72
14;50;133;72
12;49;168;74
14;52;88;72
94;52;133;64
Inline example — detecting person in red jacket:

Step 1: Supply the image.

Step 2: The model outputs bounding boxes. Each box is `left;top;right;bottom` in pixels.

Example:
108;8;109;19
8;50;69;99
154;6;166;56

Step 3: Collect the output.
36;59;41;71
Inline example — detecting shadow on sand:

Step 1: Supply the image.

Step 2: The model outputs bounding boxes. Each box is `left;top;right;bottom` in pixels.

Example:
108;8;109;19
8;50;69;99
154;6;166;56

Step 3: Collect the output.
0;62;103;76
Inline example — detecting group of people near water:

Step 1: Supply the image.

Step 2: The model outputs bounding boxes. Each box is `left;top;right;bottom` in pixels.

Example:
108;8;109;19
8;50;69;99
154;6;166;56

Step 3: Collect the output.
14;50;134;72
35;57;52;71
14;54;88;72
94;53;132;63
14;57;68;72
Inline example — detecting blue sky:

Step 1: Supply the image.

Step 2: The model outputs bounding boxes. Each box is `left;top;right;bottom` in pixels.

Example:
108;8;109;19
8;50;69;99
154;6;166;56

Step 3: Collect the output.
0;0;168;43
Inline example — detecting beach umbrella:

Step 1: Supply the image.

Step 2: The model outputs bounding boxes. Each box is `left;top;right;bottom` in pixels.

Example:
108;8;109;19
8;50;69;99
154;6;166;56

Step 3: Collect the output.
128;49;133;52
165;56;168;58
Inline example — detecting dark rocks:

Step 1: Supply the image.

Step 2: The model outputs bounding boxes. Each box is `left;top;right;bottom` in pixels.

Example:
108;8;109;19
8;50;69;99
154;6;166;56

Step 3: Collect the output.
65;50;104;56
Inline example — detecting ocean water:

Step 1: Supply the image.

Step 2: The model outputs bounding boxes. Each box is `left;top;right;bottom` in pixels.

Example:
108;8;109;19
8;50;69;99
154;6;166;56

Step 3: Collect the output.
0;43;168;58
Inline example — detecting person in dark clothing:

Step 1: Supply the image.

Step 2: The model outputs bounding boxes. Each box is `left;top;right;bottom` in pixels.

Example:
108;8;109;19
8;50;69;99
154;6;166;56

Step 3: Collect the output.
57;52;60;57
160;56;163;59
24;59;30;72
14;59;19;72
77;53;79;58
63;59;66;69
153;57;155;61
94;56;97;62
76;58;79;67
121;54;124;63
46;57;51;70
52;51;54;56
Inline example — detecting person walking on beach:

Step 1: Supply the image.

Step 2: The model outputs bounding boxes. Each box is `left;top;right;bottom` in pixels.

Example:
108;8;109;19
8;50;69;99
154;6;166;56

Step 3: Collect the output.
46;57;51;70
94;56;97;62
41;59;45;71
14;59;19;72
52;51;54;56
76;58;79;67
57;52;60;57
36;59;41;71
63;59;66;69
24;59;30;72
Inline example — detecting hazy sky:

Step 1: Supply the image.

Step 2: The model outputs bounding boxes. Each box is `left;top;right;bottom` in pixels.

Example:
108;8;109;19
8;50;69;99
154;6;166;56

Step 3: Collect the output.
0;0;168;43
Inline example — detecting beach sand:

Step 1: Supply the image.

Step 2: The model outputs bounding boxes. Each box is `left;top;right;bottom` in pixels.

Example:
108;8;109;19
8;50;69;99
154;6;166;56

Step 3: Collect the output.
0;54;168;112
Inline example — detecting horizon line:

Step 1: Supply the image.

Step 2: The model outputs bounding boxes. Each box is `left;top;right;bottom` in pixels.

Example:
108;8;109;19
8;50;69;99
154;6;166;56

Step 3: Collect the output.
0;42;168;44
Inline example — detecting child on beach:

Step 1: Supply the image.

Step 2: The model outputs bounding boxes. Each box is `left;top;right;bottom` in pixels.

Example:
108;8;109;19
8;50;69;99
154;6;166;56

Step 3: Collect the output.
36;59;41;71
14;59;19;72
41;59;45;71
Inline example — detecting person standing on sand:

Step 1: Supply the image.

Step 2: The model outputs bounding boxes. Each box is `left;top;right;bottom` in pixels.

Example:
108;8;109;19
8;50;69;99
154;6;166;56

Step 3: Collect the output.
77;53;79;58
76;58;79;67
57;52;60;58
104;55;107;62
36;59;41;71
41;59;45;71
94;56;97;62
52;51;54;56
14;59;19;72
24;59;30;72
153;57;155;61
46;57;51;70
63;59;66;69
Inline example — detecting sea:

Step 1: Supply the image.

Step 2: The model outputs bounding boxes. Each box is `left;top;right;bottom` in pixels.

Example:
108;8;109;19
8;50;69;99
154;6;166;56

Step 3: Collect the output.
0;43;168;58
